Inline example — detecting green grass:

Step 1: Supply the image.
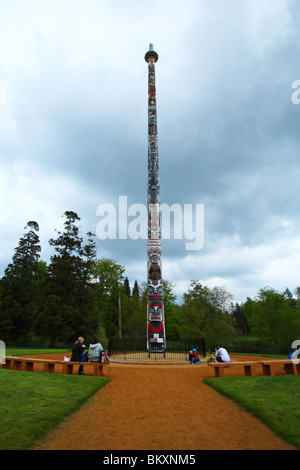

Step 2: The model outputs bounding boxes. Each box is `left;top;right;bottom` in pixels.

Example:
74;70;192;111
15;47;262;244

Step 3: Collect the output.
203;375;300;450
230;352;287;359
0;369;109;450
6;348;70;356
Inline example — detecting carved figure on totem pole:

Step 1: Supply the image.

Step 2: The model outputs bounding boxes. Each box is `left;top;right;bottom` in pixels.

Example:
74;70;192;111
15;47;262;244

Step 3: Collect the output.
145;44;165;354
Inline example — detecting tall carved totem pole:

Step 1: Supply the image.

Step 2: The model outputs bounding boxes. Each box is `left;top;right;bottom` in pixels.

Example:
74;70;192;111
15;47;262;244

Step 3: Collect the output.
145;44;165;353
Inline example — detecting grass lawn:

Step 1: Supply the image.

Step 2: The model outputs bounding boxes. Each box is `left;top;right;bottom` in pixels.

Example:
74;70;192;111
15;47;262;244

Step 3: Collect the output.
0;369;109;450
6;348;71;356
204;375;300;450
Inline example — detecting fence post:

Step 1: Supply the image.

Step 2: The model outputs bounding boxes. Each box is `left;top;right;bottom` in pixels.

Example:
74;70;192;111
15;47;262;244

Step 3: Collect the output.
106;336;206;361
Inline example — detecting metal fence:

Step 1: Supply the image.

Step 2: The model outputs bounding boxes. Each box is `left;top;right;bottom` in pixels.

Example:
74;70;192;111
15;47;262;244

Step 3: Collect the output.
107;337;206;362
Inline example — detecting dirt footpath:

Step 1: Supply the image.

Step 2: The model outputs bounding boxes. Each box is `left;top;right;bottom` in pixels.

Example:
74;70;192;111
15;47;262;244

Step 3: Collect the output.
35;355;295;451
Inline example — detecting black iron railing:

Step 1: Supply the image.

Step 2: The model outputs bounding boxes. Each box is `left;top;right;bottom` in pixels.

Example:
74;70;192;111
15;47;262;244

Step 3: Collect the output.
108;337;206;361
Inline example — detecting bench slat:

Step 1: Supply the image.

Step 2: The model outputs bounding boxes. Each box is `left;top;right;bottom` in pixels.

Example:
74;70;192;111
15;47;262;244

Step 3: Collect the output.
2;357;109;377
208;361;258;377
208;359;300;377
260;360;300;376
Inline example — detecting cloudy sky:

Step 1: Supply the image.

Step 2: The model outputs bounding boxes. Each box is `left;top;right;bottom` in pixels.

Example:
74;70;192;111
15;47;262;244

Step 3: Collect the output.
0;0;300;304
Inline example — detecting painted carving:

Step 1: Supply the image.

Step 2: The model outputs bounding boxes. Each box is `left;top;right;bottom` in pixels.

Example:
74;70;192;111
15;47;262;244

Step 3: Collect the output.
145;44;165;353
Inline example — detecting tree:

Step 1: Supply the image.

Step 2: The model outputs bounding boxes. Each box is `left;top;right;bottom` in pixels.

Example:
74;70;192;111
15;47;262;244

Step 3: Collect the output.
35;212;98;344
123;277;131;297
0;221;42;343
284;288;297;309
82;231;97;276
230;302;249;335
162;281;181;338
132;280;140;298
92;258;125;337
121;281;147;338
244;287;300;352
180;281;235;346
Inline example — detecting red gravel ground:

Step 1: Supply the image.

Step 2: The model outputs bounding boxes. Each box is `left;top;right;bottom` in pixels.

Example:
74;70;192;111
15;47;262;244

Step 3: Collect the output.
32;354;295;451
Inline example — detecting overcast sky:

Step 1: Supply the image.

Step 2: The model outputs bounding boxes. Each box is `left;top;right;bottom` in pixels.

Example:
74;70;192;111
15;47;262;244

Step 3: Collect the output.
1;0;300;304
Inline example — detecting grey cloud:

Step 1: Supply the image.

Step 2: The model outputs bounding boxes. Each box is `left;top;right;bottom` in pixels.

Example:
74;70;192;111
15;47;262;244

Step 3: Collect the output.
1;0;300;304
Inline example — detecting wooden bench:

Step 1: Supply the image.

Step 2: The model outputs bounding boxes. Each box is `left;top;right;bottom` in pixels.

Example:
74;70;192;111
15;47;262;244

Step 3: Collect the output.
207;359;300;377
2;356;62;373
208;361;258;377
259;359;300;376
58;361;109;377
4;356;24;371
2;356;109;376
23;357;58;373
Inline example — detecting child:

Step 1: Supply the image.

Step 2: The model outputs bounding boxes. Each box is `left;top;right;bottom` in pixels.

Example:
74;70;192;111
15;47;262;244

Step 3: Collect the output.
207;351;215;363
192;348;200;364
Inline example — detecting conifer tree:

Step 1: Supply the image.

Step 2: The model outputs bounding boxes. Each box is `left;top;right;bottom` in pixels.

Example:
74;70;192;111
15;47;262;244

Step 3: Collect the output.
123;277;131;297
0;221;41;342
132;280;140;297
36;212;98;345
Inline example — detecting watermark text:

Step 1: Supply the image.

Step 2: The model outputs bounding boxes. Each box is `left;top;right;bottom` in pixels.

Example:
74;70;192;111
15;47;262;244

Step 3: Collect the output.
291;80;300;104
96;196;204;251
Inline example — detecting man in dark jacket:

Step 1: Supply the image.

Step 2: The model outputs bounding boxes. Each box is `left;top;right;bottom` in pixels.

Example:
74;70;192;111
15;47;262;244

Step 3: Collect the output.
71;337;86;375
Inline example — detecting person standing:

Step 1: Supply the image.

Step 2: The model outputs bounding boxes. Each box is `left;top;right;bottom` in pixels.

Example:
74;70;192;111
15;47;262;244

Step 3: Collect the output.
71;336;86;375
215;345;230;363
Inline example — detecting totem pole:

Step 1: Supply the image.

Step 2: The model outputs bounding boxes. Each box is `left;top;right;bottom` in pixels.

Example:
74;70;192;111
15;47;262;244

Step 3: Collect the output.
145;44;165;354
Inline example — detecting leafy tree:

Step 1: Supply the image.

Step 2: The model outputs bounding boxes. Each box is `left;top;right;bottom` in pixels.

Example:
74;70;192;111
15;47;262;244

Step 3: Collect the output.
244;287;300;352
82;231;97;276
180;281;235;346
162;281;181;338
284;288;297;309
91;258;125;337
0;222;42;343
121;281;147;338
35;212;98;344
295;287;300;303
230;302;250;335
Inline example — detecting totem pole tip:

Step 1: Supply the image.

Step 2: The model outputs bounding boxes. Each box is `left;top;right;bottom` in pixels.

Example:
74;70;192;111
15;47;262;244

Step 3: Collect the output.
145;44;159;63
